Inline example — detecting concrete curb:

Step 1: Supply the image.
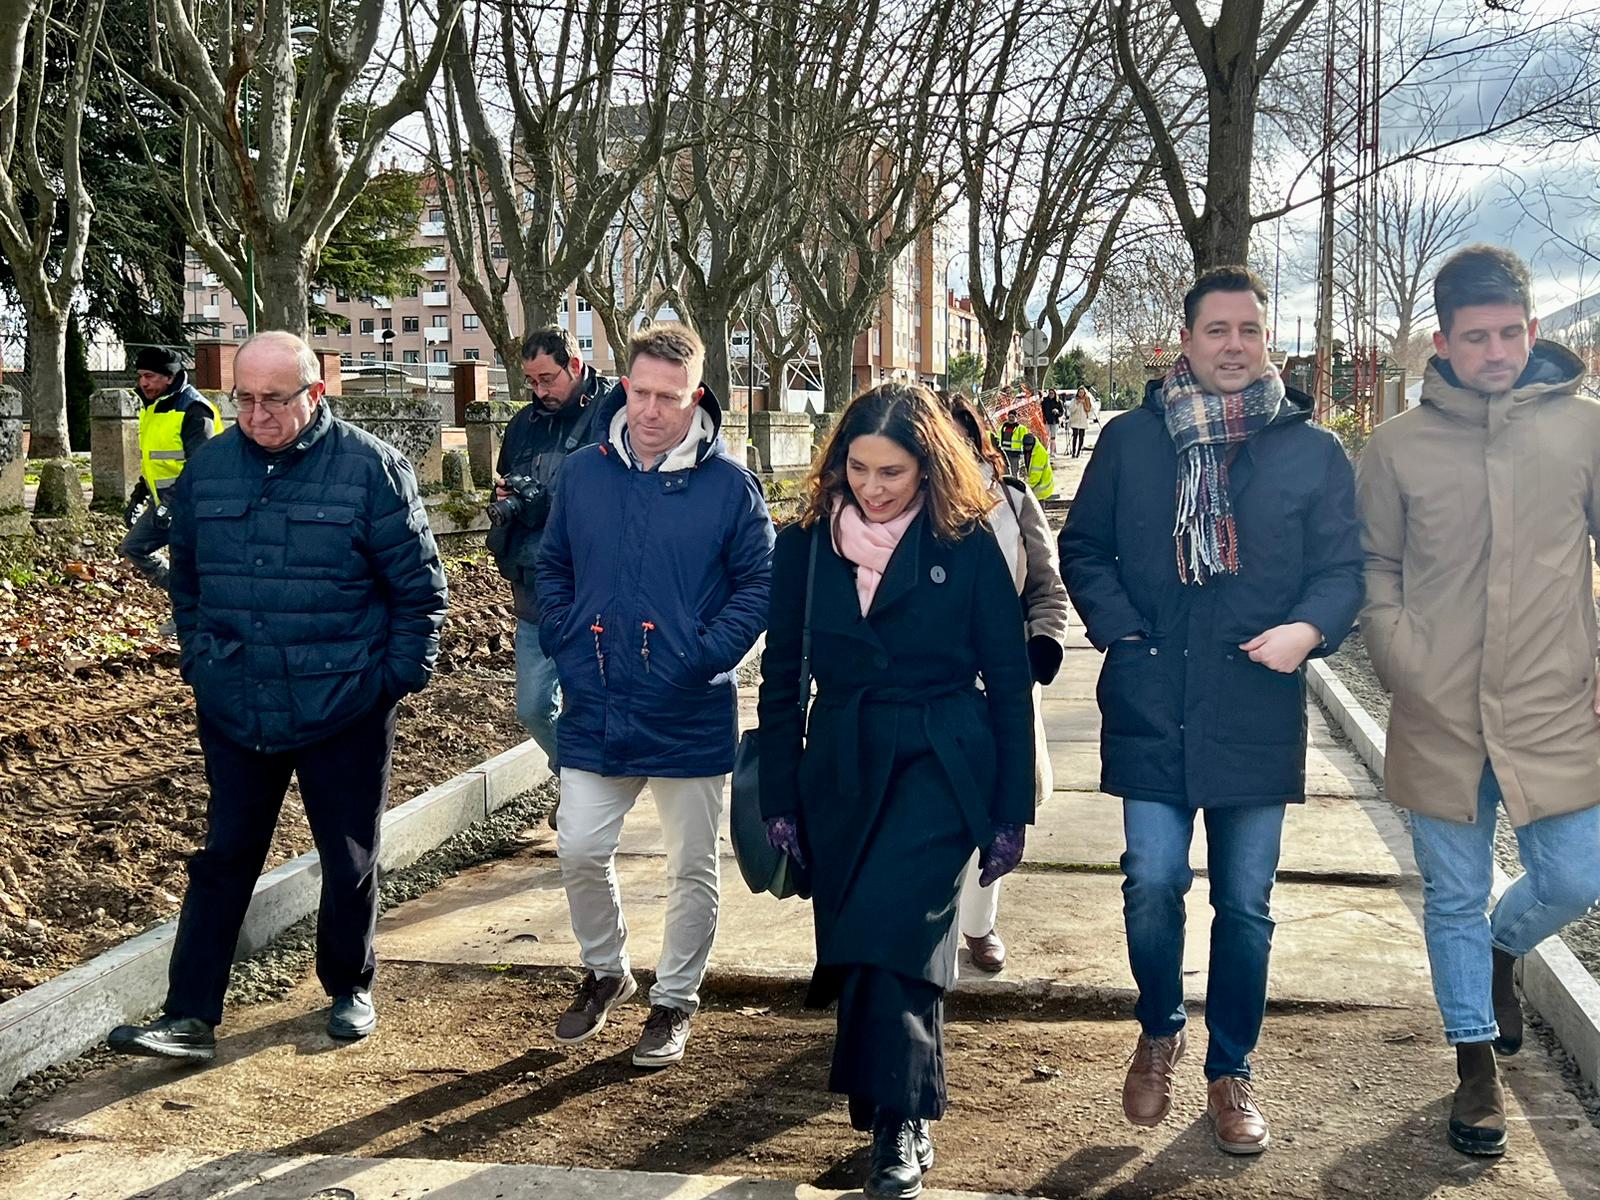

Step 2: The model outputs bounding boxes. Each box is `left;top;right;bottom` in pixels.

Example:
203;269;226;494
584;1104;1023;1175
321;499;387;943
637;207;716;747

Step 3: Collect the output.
1307;657;1600;1089
0;636;769;1097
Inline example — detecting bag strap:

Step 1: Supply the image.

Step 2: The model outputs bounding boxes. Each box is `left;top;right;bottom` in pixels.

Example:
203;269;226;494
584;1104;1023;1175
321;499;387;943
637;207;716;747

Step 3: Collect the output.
797;525;819;714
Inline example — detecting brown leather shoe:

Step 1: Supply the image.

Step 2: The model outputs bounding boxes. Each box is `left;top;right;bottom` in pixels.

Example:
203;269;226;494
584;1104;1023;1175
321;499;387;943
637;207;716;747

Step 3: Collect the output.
1449;1042;1507;1156
1207;1076;1270;1154
964;930;1006;972
1121;1029;1186;1127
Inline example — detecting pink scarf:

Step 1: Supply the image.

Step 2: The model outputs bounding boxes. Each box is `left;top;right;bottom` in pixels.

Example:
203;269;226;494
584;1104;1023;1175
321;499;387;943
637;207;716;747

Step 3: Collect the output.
833;495;924;616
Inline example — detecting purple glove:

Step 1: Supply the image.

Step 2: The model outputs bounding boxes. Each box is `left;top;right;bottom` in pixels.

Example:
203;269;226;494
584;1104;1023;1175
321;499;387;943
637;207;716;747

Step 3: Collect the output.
979;823;1025;887
765;815;807;869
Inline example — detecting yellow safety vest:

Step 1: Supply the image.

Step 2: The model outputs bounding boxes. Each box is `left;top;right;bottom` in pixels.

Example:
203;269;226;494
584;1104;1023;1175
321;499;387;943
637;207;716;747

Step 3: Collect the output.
139;396;219;500
1002;425;1055;500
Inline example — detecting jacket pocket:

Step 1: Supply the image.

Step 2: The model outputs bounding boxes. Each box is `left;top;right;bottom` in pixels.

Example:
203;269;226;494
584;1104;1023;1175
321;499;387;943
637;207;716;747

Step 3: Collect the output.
190;632;243;716
1097;639;1175;743
1212;650;1306;746
638;617;713;692
286;504;359;569
285;640;373;736
193;497;250;567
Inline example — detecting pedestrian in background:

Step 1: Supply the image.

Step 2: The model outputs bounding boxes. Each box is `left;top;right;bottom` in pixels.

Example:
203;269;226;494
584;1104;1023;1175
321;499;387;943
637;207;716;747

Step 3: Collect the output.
946;393;1070;973
1060;266;1363;1156
1041;389;1064;453
758;382;1034;1199
1357;245;1600;1158
1068;386;1093;459
108;331;448;1061
536;322;773;1069
120;347;219;593
487;328;610;780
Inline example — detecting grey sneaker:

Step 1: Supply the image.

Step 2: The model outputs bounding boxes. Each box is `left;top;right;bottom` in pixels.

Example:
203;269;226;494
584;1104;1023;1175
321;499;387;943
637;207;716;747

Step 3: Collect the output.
554;970;637;1044
632;1003;692;1068
107;1015;216;1062
329;989;377;1040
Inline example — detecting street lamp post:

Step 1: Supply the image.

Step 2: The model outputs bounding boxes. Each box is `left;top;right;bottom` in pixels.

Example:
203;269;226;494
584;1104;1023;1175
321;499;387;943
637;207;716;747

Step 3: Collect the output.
942;248;969;391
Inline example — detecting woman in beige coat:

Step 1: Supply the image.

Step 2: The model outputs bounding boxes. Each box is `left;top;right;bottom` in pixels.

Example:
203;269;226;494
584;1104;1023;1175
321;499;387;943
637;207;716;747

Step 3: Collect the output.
947;394;1072;970
1356;245;1600;1159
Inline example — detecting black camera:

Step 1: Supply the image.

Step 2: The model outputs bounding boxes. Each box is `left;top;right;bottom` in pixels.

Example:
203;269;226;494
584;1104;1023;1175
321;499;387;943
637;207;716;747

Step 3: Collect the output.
485;474;551;528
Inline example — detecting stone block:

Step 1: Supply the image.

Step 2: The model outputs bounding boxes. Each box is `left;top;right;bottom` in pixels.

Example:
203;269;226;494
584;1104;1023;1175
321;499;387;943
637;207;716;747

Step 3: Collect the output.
330;392;444;485
0;385;23;521
721;409;749;468
749;409;815;474
464;398;525;489
32;459;85;517
442;449;469;491
90;389;141;506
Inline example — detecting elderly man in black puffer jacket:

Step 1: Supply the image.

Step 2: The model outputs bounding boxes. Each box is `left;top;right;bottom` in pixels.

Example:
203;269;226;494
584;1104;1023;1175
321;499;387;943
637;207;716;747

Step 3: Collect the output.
108;331;448;1062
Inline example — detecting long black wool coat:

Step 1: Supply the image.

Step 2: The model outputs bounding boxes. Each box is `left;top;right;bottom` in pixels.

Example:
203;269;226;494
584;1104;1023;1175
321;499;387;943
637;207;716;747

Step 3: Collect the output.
757;512;1035;993
1058;381;1364;809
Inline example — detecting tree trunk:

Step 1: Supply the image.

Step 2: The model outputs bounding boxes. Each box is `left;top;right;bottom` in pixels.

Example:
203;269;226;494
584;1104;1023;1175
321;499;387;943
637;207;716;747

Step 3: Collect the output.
819;327;856;413
763;352;791;412
26;308;69;461
1193;73;1257;271
981;332;1013;390
699;311;734;410
255;246;313;338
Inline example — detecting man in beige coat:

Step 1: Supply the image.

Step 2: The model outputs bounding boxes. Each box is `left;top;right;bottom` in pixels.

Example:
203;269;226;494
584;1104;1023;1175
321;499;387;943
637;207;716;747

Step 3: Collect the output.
1357;245;1600;1159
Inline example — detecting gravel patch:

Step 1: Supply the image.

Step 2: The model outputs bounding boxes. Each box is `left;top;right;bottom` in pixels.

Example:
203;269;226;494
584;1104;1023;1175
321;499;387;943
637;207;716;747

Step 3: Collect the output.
0;778;557;1138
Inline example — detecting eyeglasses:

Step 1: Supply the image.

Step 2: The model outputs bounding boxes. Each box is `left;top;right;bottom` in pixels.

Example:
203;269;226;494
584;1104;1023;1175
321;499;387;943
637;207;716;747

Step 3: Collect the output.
231;382;315;414
525;366;572;390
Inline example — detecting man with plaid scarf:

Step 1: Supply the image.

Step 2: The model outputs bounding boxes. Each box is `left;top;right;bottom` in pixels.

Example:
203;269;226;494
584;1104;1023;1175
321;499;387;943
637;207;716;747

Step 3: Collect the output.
1060;266;1364;1157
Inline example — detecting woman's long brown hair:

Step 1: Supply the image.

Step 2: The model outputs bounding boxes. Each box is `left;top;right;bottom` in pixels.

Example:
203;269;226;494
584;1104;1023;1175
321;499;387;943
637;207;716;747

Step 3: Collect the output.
942;391;1006;477
799;382;996;542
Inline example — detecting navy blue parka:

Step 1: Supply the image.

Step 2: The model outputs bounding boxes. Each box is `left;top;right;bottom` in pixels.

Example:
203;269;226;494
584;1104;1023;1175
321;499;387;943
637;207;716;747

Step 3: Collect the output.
1058;381;1363;808
535;383;774;778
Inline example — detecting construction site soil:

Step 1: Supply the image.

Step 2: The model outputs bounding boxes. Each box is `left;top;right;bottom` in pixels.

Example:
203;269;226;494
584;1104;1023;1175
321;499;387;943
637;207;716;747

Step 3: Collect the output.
0;514;529;1003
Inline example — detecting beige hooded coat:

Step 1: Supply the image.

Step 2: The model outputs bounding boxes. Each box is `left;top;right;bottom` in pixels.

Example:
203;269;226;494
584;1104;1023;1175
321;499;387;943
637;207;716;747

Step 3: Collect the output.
1356;342;1600;827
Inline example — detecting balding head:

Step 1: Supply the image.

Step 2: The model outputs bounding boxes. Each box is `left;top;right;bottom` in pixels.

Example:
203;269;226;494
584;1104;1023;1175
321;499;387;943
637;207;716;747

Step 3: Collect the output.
233;331;325;451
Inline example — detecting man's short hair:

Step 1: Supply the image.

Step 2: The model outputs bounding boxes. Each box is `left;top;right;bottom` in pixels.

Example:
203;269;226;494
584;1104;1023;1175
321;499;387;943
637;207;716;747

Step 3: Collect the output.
521;326;579;367
1434;245;1534;335
628;322;705;387
237;330;320;387
1183;265;1270;330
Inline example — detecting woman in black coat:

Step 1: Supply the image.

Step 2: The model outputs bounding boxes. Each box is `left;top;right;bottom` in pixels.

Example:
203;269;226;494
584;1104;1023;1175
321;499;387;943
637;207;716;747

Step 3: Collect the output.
757;383;1035;1200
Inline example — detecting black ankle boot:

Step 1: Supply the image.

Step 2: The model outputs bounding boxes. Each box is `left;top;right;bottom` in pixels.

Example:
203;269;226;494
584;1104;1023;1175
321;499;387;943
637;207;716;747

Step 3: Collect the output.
1449;1042;1507;1157
1492;948;1523;1055
866;1111;924;1198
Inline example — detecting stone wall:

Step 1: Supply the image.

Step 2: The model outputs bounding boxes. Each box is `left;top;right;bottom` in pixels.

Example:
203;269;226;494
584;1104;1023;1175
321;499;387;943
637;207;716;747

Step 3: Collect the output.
464;399;527;488
329;392;445;485
0;386;24;533
89;389;141;507
749;410;815;478
722;409;750;471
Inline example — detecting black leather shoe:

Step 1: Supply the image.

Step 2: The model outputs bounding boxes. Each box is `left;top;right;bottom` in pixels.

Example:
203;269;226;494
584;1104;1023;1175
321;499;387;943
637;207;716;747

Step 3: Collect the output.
107;1015;216;1062
866;1111;924;1198
329;990;377;1040
912;1119;934;1171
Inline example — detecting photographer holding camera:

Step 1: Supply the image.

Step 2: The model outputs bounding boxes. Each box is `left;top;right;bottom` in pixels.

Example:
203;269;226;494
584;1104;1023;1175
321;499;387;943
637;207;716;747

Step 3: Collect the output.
488;327;611;771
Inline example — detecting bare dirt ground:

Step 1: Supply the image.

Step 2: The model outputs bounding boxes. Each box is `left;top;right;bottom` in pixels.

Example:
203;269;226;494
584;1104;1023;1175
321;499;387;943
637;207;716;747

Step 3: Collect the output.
0;514;531;1001
20;962;1593;1200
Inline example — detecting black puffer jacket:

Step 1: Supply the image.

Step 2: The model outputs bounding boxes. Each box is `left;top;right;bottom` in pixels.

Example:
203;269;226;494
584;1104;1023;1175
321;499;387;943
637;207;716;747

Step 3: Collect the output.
490;365;610;620
167;403;449;752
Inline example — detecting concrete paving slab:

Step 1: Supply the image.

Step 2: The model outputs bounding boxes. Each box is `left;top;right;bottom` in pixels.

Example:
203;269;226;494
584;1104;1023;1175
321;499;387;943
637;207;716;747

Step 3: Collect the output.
1047;743;1378;799
370;851;1433;1008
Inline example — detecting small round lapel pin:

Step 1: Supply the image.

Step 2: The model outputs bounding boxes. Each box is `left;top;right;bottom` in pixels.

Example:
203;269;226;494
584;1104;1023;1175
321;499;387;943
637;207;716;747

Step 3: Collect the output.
929;565;947;584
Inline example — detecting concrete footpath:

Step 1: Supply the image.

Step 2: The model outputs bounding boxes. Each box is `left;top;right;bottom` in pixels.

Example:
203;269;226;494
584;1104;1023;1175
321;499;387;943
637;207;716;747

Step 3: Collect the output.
5;423;1600;1198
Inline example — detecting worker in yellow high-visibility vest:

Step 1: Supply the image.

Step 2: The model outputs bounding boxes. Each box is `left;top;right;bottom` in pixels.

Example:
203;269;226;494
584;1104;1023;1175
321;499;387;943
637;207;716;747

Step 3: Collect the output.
121;347;219;590
999;418;1055;500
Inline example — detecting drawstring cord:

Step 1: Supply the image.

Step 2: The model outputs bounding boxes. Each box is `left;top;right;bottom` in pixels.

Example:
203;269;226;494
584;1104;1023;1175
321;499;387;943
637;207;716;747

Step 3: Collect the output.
640;621;655;673
590;615;606;684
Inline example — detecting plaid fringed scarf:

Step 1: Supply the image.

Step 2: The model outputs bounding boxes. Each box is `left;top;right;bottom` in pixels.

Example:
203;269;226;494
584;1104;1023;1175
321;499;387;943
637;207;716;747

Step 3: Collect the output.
1162;356;1286;584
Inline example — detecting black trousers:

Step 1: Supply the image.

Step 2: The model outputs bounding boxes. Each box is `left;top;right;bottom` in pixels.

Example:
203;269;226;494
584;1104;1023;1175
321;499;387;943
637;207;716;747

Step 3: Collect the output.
119;502;170;589
1070;427;1086;457
829;965;947;1130
165;700;398;1026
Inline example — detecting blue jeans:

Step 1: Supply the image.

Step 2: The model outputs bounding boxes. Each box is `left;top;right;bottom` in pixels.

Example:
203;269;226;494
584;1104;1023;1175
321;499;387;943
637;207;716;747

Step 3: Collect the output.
515;617;562;767
1410;762;1600;1044
1121;799;1286;1081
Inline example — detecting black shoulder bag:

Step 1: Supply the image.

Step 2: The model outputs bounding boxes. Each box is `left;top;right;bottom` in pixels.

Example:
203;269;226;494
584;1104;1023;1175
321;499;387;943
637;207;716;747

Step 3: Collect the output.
730;527;818;900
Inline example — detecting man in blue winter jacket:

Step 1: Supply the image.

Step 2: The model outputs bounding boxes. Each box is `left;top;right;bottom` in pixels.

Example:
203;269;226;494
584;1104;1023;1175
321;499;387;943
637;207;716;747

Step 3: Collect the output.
107;331;448;1061
536;321;773;1068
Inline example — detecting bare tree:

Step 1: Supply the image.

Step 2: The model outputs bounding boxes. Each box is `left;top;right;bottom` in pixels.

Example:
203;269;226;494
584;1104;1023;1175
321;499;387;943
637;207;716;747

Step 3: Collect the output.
421;0;688;390
577;183;675;372
780;0;970;411
751;266;813;414
0;0;106;510
109;0;463;336
1369;166;1472;356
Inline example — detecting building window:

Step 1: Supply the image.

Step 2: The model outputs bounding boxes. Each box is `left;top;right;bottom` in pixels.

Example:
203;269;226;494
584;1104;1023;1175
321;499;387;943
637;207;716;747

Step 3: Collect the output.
209;292;219;307
360;351;376;362
313;324;328;337
463;314;480;331
578;336;594;353
429;281;447;293
232;296;240;308
402;349;420;364
381;316;393;331
382;349;393;362
359;318;375;334
432;315;448;328
490;242;506;260
463;348;480;360
429;208;444;222
575;296;591;313
494;351;504;365
336;287;351;302
432;349;449;363
407;281;420;297
232;324;248;339
402;316;419;333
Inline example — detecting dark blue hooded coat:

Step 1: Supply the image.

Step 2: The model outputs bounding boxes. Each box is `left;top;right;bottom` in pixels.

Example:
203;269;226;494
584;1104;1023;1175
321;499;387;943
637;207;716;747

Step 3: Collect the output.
1059;380;1363;808
536;382;774;778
